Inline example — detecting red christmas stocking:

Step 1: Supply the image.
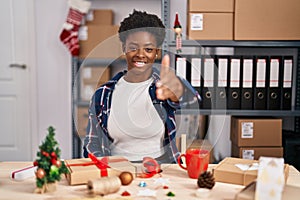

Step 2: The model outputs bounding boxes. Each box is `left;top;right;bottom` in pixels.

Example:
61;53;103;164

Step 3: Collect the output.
60;0;91;56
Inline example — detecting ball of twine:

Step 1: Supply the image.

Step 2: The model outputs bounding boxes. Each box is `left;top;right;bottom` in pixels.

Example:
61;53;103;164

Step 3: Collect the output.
87;176;121;196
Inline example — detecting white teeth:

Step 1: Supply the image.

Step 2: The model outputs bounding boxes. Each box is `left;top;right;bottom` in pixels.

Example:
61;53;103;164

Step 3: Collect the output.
135;62;145;67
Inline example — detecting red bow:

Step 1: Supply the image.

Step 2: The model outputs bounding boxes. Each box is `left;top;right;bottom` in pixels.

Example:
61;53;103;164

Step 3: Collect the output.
67;153;110;177
88;153;109;176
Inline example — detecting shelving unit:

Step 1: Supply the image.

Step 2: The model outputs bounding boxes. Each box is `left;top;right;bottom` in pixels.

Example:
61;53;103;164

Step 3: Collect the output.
72;0;300;158
168;40;300;133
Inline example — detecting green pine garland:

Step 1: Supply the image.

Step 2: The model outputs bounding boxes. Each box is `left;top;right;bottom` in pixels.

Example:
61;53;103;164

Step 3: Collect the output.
34;126;69;188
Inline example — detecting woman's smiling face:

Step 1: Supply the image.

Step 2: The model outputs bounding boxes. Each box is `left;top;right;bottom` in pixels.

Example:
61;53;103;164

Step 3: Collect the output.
124;31;159;73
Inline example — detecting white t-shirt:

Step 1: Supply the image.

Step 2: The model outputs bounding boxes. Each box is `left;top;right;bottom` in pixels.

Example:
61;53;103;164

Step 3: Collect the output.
107;76;165;161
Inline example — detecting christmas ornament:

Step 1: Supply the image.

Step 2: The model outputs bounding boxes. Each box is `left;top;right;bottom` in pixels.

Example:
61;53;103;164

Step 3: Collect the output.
166;191;175;197
138;181;147;187
173;12;182;54
119;171;133;186
121;191;131;196
34;126;69;193
36;168;46;179
59;0;91;56
163;185;169;189
138;157;161;178
53;159;62;168
197;171;215;189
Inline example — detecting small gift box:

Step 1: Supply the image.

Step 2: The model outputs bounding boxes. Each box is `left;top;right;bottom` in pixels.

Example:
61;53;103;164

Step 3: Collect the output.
65;154;137;185
235;181;300;200
213;157;289;186
11;166;37;181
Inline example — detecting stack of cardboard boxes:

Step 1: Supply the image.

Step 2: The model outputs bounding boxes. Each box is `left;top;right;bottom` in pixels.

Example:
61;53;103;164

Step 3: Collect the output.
187;0;234;40
187;0;300;40
230;116;283;160
76;66;110;137
79;9;122;59
75;9;119;137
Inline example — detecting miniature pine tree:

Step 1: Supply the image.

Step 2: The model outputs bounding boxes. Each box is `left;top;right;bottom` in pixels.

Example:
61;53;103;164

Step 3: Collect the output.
34;126;69;191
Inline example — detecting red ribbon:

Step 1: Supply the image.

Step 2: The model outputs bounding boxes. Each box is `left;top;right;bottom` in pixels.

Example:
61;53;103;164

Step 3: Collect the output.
67;154;161;178
88;153;109;177
67;153;126;177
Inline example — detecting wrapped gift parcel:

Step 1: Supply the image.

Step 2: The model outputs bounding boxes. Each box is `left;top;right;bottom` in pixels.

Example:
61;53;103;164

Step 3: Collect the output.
235;181;300;200
255;157;285;200
213;157;289;186
65;155;137;185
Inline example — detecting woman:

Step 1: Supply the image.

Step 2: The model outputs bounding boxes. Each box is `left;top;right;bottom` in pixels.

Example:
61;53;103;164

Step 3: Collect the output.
83;10;201;163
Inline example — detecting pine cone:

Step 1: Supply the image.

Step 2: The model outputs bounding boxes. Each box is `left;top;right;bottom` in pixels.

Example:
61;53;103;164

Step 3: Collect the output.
197;171;215;189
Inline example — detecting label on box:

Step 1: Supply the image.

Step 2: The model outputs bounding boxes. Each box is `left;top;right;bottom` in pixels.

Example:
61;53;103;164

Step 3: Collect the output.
86;10;94;21
79;26;88;41
241;122;253;138
242;149;254;160
82;85;94;101
82;68;92;79
190;14;203;31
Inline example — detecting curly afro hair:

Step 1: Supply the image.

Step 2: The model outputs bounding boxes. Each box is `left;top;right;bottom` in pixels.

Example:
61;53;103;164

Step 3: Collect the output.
118;10;166;47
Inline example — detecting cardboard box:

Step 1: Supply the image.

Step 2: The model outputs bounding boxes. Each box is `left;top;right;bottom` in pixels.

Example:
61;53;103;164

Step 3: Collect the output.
187;12;233;40
76;106;89;137
213;157;289;186
235;0;300;40
79;66;111;101
79;25;122;59
232;145;284;160
65;156;137;185
235;181;300;200
80;66;110;83
188;0;234;12
230;117;282;147
80;81;97;101
85;9;113;25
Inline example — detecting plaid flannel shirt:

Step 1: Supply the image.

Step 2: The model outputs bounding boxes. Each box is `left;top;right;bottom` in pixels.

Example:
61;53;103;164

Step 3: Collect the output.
83;68;201;163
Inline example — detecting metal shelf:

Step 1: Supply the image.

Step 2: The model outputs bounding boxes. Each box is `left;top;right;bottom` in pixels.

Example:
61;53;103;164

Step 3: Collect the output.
169;40;300;48
177;109;300;116
78;57;127;67
72;0;300;158
75;101;90;107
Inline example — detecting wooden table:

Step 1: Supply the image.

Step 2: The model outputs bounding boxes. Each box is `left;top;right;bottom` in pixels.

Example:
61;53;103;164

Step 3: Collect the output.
0;162;299;200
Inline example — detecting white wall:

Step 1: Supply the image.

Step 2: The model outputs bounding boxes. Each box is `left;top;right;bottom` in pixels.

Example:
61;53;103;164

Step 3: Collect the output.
35;0;72;159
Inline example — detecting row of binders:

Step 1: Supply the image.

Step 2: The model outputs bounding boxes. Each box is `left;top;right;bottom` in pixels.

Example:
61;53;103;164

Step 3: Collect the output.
175;55;294;110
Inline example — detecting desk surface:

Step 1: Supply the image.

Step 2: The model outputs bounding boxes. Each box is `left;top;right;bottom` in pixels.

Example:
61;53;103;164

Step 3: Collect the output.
1;162;299;200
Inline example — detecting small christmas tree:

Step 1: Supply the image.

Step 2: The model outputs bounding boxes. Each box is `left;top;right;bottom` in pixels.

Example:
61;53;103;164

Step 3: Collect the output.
33;126;69;193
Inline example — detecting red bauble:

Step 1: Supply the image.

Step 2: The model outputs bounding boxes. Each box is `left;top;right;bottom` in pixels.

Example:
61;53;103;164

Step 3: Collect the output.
33;160;38;166
50;158;62;168
36;168;46;179
55;159;62;168
50;151;57;158
51;158;56;165
42;151;49;157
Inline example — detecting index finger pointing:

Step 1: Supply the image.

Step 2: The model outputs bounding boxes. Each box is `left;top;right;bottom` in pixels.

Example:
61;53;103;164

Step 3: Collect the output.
160;54;170;78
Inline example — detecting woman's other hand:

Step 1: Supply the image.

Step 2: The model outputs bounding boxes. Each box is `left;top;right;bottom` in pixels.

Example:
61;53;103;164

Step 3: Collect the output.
156;55;183;102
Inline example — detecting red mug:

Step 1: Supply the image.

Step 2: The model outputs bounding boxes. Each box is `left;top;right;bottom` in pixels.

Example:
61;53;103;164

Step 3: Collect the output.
177;149;210;179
